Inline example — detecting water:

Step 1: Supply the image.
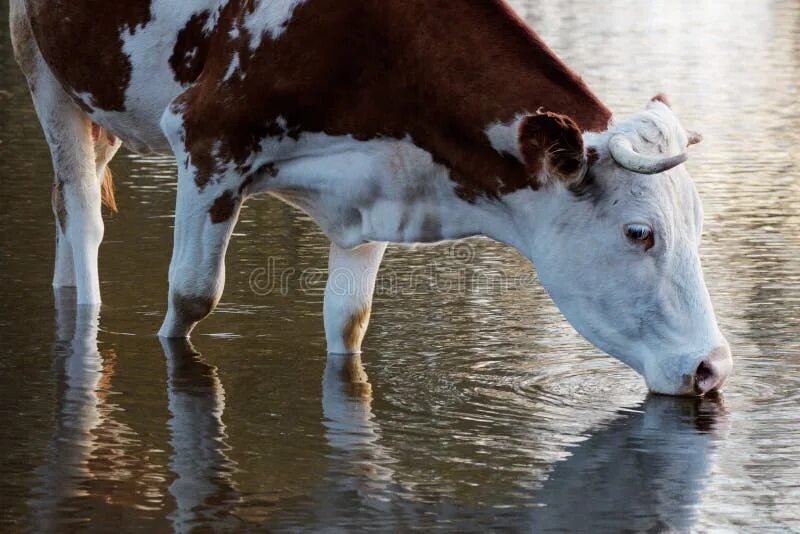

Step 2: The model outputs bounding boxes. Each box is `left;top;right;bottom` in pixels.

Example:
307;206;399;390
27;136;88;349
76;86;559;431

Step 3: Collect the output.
1;0;799;531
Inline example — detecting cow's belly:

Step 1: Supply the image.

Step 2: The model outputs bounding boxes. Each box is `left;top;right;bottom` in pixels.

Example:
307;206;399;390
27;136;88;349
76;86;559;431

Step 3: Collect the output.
26;0;225;153
258;137;483;248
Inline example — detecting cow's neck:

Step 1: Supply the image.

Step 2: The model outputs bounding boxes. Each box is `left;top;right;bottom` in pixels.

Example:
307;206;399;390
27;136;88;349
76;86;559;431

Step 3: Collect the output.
383;0;612;201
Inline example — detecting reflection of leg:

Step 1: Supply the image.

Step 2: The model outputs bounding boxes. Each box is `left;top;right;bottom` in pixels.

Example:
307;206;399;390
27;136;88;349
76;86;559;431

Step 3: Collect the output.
323;354;374;438
161;338;239;530
322;354;395;488
60;301;102;434
30;295;101;529
324;242;387;354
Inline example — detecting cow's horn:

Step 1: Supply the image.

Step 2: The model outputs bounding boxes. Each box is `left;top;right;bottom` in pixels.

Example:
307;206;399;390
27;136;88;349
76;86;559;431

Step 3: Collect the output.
608;134;688;175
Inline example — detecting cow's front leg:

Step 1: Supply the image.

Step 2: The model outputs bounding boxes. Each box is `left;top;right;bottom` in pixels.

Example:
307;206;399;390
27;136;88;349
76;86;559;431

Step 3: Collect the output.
324;242;387;354
158;171;242;338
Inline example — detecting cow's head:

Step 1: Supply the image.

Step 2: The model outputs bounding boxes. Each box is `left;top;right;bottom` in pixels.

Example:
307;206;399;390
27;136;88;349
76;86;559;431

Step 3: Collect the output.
510;96;731;395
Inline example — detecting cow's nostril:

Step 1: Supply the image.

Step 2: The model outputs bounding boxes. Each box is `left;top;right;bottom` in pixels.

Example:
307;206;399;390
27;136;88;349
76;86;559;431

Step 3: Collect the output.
696;360;714;382
694;358;720;395
683;346;732;396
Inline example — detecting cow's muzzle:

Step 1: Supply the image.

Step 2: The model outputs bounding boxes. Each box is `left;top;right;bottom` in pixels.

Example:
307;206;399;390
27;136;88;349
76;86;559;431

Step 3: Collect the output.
691;345;733;395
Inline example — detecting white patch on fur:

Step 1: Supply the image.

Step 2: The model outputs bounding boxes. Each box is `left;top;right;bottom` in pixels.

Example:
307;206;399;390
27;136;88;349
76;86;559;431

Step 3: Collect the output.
243;0;308;50
72;0;226;153
485;114;526;161
217;131;502;248
223;52;241;82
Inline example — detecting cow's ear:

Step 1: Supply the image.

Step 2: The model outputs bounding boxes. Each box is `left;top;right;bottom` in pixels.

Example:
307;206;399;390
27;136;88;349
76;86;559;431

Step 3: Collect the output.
518;112;588;188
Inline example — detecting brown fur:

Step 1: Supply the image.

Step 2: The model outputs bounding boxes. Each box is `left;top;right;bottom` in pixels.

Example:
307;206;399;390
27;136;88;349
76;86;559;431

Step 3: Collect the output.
651;93;671;107
26;0;152;111
170;10;214;85
101;167;117;213
209;191;238;223
25;0;612;199
518;112;587;187
172;293;217;324
177;0;611;198
343;307;371;352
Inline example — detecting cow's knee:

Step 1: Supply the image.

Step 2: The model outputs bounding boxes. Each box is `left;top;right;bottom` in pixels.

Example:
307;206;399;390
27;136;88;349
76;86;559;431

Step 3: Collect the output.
173;292;218;324
160;235;229;338
160;290;219;338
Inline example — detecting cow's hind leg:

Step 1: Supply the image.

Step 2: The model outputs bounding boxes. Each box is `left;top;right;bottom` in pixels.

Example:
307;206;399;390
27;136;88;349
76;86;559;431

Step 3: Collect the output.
324;242;387;354
11;3;121;303
38;89;120;303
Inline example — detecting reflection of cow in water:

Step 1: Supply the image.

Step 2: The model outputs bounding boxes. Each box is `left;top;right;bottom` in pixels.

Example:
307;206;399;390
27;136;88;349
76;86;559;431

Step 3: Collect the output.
29;292;164;529
527;395;727;532
28;294;240;531
27;295;725;529
162;339;240;530
277;356;727;530
10;0;731;395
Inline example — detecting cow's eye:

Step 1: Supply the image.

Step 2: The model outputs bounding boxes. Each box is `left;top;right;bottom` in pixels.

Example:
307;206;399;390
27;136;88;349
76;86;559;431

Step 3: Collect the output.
624;223;655;251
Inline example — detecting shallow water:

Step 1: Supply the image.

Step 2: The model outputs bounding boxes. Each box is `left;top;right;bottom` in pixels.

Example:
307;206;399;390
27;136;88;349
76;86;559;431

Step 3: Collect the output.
1;0;799;531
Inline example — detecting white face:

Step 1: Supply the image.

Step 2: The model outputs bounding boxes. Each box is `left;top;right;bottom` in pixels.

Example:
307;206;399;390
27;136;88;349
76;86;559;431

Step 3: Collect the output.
519;102;732;395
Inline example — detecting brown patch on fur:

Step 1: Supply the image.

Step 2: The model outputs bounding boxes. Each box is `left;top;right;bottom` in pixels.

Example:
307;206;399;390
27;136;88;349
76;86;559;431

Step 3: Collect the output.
209;191;238;224
518;112;587;187
170;11;214;85
343;307;371;353
24;0;612;198
586;146;600;168
172;293;217;324
52;179;67;231
101;167;117;213
178;0;611;197
26;0;152;111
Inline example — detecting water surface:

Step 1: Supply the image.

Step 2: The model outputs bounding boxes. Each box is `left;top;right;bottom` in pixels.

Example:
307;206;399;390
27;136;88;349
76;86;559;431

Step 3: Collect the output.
1;0;799;531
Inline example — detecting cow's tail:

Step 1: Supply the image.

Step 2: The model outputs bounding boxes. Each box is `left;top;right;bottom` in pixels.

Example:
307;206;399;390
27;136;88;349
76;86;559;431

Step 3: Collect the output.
101;166;117;213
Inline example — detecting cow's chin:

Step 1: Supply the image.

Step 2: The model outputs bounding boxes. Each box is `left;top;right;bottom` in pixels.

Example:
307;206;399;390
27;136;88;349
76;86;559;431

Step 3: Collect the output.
599;346;702;397
642;375;697;397
638;352;709;397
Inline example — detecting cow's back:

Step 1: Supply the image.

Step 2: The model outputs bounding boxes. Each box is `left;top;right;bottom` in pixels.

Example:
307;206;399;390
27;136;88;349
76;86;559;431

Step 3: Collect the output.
22;0;225;152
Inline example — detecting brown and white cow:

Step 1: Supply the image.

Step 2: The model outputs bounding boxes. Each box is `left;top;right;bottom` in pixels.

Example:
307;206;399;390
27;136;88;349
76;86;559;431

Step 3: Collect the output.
10;0;732;395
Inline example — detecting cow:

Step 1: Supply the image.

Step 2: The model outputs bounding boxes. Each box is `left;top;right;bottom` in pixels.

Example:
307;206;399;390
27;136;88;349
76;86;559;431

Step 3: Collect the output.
9;0;732;395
